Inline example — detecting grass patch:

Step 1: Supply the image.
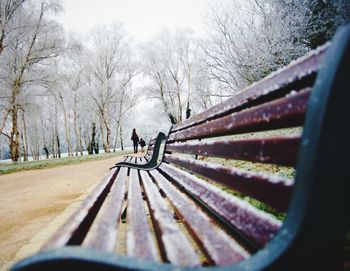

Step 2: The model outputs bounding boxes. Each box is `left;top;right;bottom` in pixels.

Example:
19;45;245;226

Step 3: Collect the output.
0;151;132;175
197;156;294;220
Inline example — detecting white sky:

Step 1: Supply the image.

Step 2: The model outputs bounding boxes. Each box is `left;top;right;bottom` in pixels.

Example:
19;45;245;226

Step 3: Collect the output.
57;0;216;42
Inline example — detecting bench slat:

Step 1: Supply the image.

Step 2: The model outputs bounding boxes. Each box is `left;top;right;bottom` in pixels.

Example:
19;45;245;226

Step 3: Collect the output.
172;46;327;132
41;169;118;250
163;155;293;211
170;89;310;142
127;169;158;261
82;168;128;251
149;170;249;265
166;136;300;167
159;163;282;248
140;171;200;266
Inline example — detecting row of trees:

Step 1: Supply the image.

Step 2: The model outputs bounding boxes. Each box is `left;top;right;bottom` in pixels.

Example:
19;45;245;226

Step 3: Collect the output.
139;0;350;124
0;0;138;161
0;0;348;161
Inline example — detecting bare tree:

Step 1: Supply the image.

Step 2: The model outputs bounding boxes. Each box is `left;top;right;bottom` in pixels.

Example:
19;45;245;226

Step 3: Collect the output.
0;1;28;142
87;22;136;153
0;0;26;55
203;0;349;93
0;0;63;161
141;29;199;124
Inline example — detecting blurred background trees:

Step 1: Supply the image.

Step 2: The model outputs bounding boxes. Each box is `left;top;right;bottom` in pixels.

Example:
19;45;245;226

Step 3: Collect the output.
0;0;348;161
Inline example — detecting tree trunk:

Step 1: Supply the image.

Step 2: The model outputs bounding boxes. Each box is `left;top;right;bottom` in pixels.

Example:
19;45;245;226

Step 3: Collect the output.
61;100;72;156
73;93;80;156
176;85;182;122
74;124;79;156
10;106;20;162
88;122;96;155
21;111;29;161
30;144;40;160
9;80;21;162
100;119;106;152
43;145;49;159
51;134;56;158
54;102;60;158
113;122;120;152
56;134;61;158
119;125;124;151
79;126;83;156
100;113;111;153
105;125;111;153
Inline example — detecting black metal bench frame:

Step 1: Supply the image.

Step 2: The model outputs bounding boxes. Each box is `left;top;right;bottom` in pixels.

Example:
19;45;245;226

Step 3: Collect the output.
12;26;350;271
112;132;167;170
120;133;161;163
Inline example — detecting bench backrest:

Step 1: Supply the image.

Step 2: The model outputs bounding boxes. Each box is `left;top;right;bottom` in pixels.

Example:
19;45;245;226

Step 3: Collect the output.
121;135;160;165
114;132;167;169
161;26;350;269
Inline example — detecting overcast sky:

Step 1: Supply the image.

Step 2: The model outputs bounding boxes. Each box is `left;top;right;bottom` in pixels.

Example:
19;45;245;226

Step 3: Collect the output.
57;0;216;42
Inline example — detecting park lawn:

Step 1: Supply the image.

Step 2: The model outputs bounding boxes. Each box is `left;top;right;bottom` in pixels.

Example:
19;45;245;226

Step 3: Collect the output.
0;151;132;175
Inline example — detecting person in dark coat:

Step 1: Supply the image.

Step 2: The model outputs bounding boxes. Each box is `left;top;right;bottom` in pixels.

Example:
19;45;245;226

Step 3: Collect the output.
139;138;146;152
131;128;139;153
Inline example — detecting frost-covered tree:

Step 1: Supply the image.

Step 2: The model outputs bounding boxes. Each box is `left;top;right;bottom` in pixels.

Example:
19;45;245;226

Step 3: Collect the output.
0;0;64;161
277;0;350;49
87;22;137;153
140;28;202;124
204;0;350;93
0;0;26;55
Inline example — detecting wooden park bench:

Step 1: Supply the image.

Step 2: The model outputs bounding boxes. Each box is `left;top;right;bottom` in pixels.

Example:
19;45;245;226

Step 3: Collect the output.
115;132;167;169
12;26;350;271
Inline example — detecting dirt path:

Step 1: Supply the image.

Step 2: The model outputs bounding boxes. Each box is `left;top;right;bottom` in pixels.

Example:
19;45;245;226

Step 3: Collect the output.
0;155;124;270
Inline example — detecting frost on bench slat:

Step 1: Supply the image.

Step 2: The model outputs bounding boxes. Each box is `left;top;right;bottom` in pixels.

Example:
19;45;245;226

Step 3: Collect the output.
149;170;249;265
163;155;293;211
41;169;118;250
166;136;300;167
159;163;282;248
170;88;311;142
127;169;158;261
82;167;128;252
140;171;200;266
172;44;327;132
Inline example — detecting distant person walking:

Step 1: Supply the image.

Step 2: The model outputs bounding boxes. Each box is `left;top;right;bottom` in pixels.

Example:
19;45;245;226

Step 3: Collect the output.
139;138;146;152
131;128;139;153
